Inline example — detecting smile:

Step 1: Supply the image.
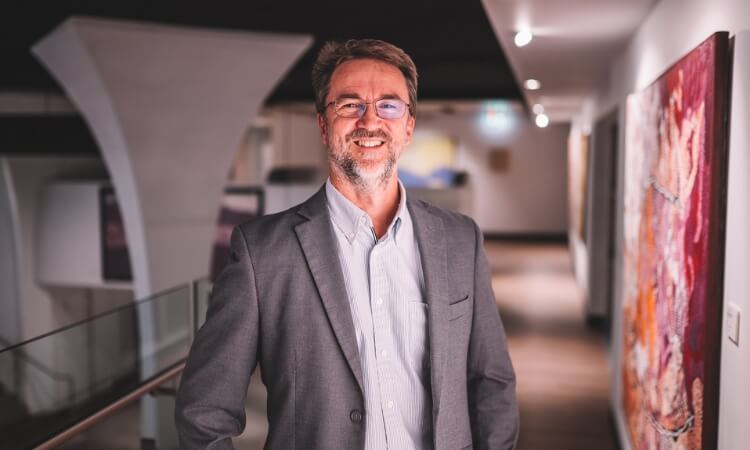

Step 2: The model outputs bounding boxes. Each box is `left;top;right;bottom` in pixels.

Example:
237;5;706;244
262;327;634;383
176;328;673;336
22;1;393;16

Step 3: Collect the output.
353;139;386;148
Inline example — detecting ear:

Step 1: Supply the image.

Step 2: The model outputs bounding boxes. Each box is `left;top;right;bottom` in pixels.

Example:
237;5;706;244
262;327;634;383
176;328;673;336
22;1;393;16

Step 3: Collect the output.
317;113;328;146
405;114;415;143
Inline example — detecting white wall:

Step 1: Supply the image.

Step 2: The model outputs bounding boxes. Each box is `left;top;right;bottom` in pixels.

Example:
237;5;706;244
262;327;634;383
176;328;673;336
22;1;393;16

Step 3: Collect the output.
718;30;750;450
417;106;568;234
268;108;328;171
4;157;108;338
583;1;750;449
36;182;120;287
575;107;620;319
263;108;328;214
567;119;589;305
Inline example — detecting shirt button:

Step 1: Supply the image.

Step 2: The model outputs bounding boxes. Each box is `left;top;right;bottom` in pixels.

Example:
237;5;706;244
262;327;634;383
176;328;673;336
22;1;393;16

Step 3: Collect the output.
387;400;394;409
376;298;383;306
380;350;388;357
350;409;363;423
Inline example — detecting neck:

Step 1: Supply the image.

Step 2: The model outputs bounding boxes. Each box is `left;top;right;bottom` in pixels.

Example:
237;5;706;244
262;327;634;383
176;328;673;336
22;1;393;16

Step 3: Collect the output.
329;171;401;239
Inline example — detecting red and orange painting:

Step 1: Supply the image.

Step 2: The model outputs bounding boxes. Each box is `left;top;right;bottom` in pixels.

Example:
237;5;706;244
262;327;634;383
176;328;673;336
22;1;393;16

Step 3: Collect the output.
622;33;729;449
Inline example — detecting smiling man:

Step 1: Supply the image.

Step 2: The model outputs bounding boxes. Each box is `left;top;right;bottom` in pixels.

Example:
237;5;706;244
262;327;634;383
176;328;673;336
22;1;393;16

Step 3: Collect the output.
175;39;519;450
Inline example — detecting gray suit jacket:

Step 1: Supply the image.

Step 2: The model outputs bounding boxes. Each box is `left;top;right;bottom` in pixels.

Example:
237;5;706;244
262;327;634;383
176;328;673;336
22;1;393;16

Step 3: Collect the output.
175;187;519;449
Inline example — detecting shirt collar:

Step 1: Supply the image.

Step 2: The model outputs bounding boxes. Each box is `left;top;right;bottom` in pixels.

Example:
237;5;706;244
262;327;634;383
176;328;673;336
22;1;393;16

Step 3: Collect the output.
326;178;409;244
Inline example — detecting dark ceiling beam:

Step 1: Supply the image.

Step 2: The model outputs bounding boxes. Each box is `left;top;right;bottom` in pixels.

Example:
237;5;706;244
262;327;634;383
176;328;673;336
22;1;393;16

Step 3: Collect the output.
0;0;521;101
0;116;99;156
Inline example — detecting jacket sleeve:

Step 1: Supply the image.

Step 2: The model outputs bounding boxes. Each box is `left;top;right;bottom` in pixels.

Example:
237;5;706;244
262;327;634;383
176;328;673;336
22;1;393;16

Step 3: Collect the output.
467;221;520;449
175;227;260;449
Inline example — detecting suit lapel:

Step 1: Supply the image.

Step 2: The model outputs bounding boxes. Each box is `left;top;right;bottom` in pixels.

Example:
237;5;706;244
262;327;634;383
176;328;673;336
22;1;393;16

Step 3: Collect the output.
408;199;450;414
294;188;364;395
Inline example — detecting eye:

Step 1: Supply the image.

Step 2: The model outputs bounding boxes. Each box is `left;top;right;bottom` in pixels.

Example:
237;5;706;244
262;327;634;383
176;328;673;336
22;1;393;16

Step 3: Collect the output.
337;99;363;110
379;100;399;109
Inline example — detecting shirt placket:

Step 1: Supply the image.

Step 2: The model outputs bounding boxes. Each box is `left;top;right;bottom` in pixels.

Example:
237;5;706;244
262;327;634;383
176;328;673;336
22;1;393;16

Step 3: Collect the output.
365;228;401;448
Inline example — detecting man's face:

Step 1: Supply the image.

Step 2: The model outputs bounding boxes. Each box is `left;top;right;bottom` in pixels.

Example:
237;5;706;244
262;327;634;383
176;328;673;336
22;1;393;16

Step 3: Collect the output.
318;58;415;189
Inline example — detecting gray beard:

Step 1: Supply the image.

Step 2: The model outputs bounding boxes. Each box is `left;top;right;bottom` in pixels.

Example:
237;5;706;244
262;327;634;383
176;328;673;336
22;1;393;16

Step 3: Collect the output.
327;125;398;193
329;147;396;193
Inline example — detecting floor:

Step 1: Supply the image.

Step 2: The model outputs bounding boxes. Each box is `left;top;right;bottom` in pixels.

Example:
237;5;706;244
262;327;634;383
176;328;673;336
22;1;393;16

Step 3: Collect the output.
487;242;619;450
60;241;620;449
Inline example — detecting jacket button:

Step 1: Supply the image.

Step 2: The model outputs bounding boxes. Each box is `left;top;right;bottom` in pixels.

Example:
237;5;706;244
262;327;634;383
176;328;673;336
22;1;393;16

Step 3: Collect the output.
350;409;363;423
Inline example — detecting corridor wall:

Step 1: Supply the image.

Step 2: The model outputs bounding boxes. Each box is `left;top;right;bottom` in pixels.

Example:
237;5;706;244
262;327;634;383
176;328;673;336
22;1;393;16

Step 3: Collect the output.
417;104;568;235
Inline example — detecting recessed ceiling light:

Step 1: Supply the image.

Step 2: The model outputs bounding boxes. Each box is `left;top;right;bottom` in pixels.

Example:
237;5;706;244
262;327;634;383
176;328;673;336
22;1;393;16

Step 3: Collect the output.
524;79;541;90
535;113;550;128
514;30;533;48
532;103;545;115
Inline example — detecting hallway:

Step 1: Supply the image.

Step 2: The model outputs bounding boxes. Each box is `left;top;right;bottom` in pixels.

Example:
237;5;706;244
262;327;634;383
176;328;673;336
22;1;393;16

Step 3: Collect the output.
487;241;618;450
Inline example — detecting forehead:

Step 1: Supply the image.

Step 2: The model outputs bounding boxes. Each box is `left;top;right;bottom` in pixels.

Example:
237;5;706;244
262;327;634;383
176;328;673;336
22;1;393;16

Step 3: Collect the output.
328;58;409;100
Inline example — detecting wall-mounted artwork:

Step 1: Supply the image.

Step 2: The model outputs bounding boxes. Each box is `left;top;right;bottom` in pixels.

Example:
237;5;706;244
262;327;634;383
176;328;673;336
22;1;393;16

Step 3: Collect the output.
568;132;590;242
399;132;458;188
210;187;264;281
101;187;132;281
621;32;729;450
488;148;511;173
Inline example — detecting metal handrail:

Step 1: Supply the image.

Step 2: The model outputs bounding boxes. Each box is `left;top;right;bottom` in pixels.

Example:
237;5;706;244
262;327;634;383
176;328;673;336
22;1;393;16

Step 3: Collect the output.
25;276;212;449
35;362;186;450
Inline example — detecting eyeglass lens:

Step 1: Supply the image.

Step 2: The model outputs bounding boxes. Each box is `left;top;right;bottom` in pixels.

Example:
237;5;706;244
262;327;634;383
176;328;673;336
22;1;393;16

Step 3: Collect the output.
335;99;407;119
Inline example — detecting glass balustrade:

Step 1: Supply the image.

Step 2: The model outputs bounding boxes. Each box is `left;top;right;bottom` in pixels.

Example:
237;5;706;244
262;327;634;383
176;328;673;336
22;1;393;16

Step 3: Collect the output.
0;278;211;449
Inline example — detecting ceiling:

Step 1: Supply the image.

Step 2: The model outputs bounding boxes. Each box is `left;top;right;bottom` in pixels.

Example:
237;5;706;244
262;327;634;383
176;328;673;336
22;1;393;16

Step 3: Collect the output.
482;0;658;122
1;1;522;105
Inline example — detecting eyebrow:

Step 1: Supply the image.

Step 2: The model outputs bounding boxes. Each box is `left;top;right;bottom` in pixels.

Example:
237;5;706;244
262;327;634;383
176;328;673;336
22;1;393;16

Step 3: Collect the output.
335;92;363;100
335;93;405;101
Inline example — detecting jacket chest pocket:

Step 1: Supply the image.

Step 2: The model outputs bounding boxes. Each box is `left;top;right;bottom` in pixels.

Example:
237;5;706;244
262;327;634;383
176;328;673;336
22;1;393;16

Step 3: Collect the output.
449;294;471;321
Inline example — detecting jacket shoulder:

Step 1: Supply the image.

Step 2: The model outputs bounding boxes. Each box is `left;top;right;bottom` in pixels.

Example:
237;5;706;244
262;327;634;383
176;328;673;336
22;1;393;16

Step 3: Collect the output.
232;201;307;256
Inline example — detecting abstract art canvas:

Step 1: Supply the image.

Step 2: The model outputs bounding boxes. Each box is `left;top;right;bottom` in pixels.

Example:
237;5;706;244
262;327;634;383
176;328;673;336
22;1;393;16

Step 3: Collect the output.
621;33;729;449
398;132;458;188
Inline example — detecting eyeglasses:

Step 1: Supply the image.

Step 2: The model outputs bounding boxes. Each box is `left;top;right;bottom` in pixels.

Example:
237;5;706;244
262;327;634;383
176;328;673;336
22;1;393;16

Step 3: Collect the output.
326;98;411;120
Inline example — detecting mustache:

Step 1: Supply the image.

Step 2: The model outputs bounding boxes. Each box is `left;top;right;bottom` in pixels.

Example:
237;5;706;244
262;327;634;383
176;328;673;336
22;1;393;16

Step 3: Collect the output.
347;128;391;141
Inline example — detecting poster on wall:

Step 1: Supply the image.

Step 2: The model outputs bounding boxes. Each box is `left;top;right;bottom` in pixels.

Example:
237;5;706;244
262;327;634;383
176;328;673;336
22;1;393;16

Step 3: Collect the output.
100;187;132;281
621;32;729;450
210;187;264;281
567;133;590;242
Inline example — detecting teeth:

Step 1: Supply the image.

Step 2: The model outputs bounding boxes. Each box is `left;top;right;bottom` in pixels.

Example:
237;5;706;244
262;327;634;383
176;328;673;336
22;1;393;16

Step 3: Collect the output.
354;139;384;148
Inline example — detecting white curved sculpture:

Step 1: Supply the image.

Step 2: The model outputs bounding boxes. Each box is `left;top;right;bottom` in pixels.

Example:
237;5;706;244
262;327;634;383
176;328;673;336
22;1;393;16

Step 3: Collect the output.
33;16;311;447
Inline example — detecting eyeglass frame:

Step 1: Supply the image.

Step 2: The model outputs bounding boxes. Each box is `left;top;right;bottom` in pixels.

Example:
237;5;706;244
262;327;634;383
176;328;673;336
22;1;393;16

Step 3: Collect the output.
324;97;413;119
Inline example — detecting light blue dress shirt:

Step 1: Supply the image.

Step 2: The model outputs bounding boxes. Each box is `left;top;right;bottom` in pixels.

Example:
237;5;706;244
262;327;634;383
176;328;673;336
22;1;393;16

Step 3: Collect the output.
326;179;432;450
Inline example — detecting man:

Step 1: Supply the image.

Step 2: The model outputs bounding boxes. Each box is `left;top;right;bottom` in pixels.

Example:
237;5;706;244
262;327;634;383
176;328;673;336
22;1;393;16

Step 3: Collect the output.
175;39;519;450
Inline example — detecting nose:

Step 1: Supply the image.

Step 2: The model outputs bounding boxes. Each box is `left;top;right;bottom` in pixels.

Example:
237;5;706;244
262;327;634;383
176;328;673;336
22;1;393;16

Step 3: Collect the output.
355;103;381;129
